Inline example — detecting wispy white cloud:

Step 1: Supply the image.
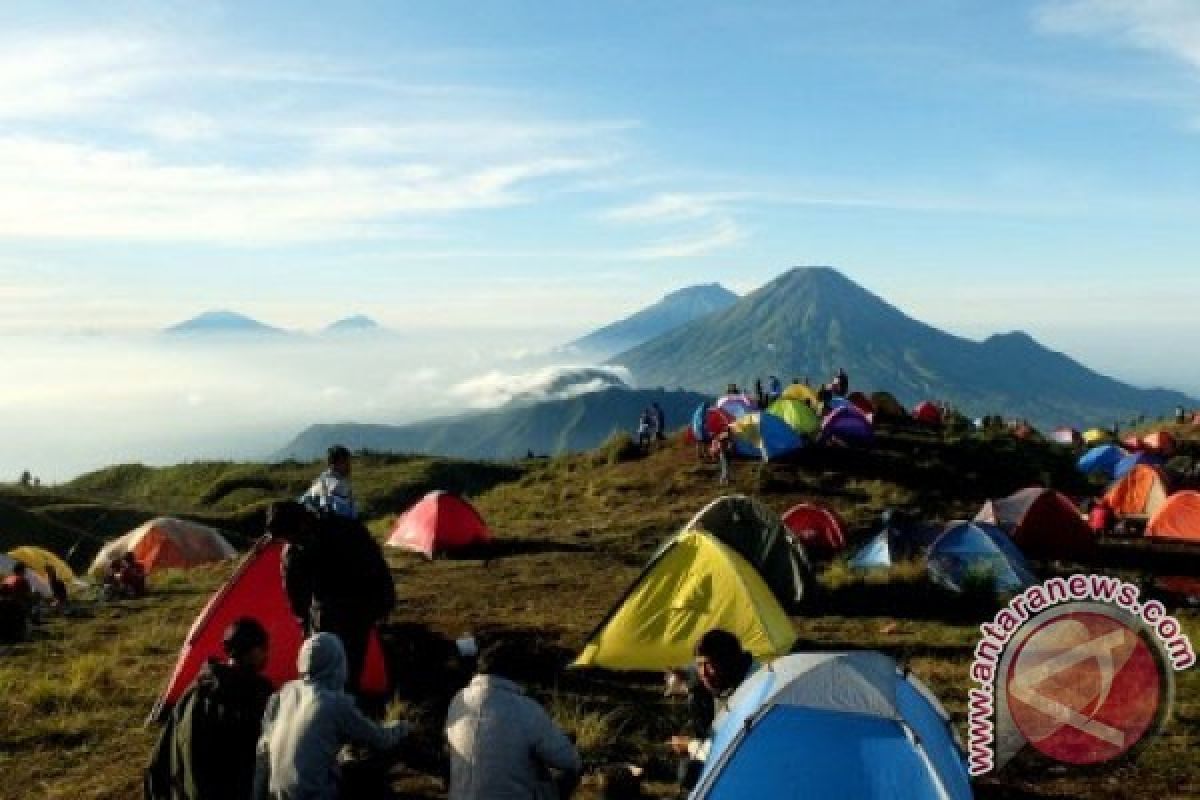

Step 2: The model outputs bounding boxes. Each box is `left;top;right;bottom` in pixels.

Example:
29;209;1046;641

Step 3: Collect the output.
601;192;744;223
1035;1;1200;72
0;135;608;243
625;218;745;260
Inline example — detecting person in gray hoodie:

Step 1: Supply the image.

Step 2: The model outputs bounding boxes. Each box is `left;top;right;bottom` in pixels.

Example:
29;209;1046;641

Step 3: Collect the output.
445;638;582;800
254;633;407;800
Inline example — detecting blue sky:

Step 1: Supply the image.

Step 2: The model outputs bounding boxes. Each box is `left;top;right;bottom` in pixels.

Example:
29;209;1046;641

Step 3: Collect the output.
1;0;1198;385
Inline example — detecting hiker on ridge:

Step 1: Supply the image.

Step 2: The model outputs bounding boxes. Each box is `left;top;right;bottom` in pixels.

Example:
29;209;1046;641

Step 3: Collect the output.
833;367;849;397
666;629;760;791
637;408;654;450
302;445;357;518
445;638;582;800
652;402;667;442
255;633;408;800
269;501;395;698
146;617;274;800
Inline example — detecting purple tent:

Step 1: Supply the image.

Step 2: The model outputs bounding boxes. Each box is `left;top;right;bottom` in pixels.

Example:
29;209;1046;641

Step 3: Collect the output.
819;405;873;446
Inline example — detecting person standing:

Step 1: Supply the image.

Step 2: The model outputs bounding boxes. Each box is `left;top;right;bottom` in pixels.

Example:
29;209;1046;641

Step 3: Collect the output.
302;445;357;518
445;638;582;800
269;501;396;698
652;402;666;442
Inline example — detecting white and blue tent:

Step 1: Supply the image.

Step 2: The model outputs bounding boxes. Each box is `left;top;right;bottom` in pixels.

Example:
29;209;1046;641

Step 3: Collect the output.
690;651;972;800
926;521;1035;594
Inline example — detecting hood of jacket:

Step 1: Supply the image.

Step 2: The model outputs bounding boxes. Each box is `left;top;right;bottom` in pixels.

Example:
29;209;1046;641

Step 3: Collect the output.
297;632;347;691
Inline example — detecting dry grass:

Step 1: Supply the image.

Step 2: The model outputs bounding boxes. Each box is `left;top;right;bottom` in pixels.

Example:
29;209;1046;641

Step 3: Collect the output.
1;432;1198;799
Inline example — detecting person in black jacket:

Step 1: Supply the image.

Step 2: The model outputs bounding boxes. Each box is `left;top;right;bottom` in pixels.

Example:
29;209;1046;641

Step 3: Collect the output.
145;617;273;799
267;500;396;698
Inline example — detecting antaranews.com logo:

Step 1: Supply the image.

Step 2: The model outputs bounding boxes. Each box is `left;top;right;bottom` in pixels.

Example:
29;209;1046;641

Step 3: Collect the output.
967;574;1195;775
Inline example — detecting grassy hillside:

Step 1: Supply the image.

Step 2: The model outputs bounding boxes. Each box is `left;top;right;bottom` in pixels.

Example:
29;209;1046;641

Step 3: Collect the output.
1;429;1197;798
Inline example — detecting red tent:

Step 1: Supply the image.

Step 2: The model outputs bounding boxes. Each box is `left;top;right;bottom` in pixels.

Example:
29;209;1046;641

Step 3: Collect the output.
1141;431;1177;457
975;487;1094;561
912;401;942;426
781;503;847;559
387;491;491;558
847;391;875;417
151;538;389;721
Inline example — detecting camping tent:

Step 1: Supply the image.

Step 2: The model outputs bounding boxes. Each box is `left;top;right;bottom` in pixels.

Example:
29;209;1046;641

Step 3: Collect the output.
869;391;908;422
1142;431;1177;456
765;397;820;436
690;404;734;443
1077;445;1127;478
1104;465;1170;518
89;517;236;576
974;488;1093;561
781;503;846;560
847;391;875;417
1113;451;1165;480
150;537;388;721
927;521;1035;594
573;530;797;671
729;412;805;461
691;651;971;800
7;546;80;591
912;401;942;427
781;383;818;407
685;495;812;608
848;520;942;569
1082;428;1113;445
1147;491;1200;544
819;405;873;446
387;491;491;558
716;394;757;419
0;553;52;597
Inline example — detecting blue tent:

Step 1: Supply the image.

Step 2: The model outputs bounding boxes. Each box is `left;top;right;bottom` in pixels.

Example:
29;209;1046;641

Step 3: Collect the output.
759;411;806;459
691;652;972;800
1113;451;1165;480
848;523;941;569
927;521;1035;594
1077;445;1127;478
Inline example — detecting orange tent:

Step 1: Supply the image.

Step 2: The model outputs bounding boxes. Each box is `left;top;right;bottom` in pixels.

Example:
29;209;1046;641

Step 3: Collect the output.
1103;465;1170;518
89;517;236;576
1147;491;1200;544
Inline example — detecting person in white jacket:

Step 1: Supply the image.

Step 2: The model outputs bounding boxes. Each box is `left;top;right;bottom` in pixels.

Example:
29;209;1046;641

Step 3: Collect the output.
445;639;582;800
254;633;406;800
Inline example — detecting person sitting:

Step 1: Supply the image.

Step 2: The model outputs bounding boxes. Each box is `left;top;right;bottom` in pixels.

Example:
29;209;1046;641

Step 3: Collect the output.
445;638;582;800
146;617;274;800
118;552;147;597
0;562;34;638
45;565;69;614
255;633;408;800
667;630;761;791
302;445;357;518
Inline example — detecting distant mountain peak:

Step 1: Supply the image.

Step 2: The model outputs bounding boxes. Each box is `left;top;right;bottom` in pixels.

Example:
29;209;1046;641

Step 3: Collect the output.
567;282;738;357
324;314;382;334
163;310;285;336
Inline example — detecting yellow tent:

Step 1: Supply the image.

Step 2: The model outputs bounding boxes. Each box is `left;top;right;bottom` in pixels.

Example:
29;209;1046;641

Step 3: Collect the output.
7;546;79;590
1082;428;1113;445
782;383;818;407
767;397;820;435
574;530;797;671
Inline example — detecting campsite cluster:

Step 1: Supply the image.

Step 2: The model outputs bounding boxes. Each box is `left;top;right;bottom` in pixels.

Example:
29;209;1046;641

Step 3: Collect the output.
1;386;1199;799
